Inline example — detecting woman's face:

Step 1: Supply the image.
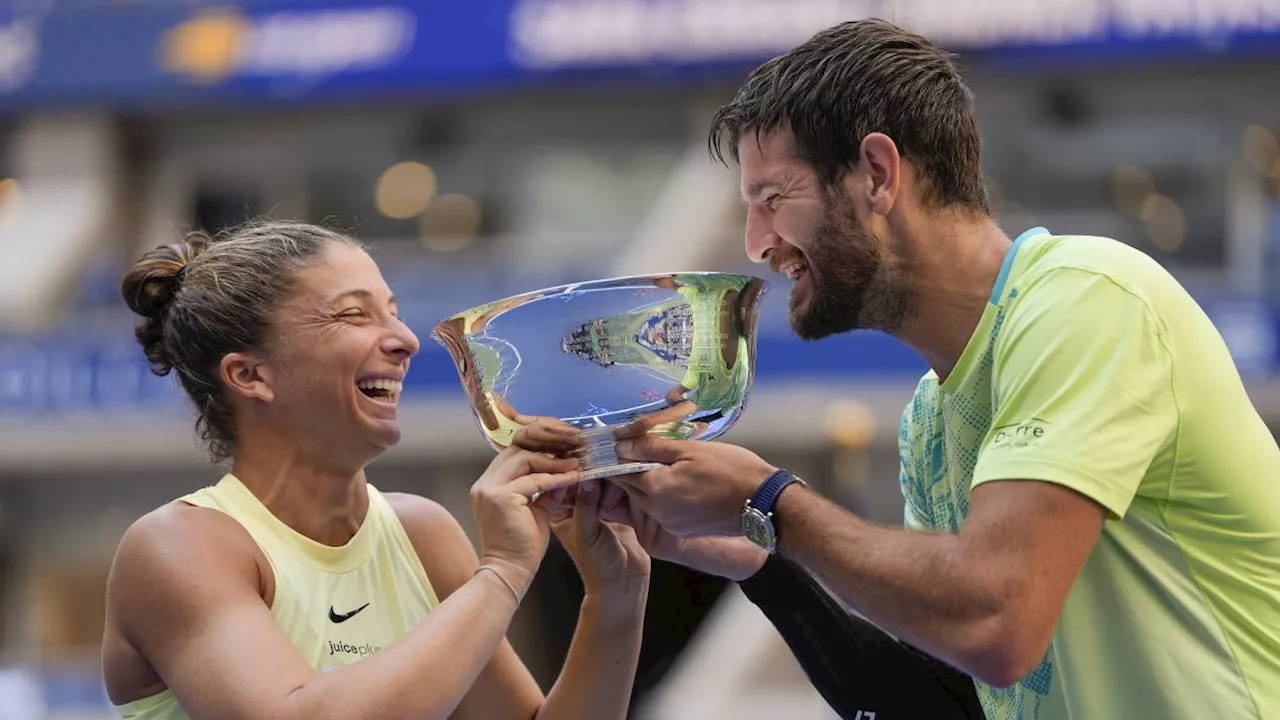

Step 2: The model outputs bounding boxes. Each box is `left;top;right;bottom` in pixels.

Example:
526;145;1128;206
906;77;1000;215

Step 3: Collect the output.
251;242;421;464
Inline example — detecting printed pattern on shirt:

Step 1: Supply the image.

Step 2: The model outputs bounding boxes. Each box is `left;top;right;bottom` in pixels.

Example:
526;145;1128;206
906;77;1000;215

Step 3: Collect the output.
898;288;1055;720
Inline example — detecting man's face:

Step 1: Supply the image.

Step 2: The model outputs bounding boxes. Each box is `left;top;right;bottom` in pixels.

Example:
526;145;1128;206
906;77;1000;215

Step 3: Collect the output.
738;129;910;339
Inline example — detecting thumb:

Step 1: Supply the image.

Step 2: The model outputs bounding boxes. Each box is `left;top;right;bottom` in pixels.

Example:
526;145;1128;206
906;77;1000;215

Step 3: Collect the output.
540;487;575;526
615;435;687;465
578;476;601;527
597;481;631;525
574;480;603;545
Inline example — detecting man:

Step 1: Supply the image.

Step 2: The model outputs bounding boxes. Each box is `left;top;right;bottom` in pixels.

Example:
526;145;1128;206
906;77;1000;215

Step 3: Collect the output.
604;18;1280;720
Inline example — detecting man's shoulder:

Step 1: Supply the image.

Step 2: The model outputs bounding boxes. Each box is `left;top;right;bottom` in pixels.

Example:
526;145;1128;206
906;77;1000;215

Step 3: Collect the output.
1012;233;1176;304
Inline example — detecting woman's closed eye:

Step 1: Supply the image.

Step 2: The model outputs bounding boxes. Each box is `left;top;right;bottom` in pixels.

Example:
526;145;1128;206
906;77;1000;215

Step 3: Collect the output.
337;308;403;324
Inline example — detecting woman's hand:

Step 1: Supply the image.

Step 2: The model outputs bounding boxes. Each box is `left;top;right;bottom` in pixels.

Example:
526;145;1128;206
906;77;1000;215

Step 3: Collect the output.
547;480;651;598
470;447;582;597
509;414;650;595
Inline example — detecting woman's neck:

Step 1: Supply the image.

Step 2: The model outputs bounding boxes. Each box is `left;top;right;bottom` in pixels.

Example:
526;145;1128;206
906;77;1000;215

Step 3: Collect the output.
231;444;370;547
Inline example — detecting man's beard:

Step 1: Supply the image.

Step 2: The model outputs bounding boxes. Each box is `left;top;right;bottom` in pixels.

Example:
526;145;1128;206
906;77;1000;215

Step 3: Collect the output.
790;193;912;340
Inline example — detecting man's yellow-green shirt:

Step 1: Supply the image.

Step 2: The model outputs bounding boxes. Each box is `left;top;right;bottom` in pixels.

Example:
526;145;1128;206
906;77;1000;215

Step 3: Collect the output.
899;227;1280;719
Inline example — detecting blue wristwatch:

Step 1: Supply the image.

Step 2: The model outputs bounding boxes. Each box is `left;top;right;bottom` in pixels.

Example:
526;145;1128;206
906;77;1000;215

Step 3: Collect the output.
741;469;806;554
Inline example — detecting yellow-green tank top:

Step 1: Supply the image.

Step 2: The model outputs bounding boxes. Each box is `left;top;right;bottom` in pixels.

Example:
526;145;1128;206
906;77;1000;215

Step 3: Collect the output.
114;474;440;719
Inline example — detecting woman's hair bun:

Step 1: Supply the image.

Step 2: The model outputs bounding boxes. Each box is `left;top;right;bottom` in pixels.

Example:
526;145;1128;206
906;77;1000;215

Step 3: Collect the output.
122;230;210;319
121;230;211;373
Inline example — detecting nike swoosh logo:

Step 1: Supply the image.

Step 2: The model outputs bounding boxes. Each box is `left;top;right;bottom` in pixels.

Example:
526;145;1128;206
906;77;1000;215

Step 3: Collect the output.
328;602;370;624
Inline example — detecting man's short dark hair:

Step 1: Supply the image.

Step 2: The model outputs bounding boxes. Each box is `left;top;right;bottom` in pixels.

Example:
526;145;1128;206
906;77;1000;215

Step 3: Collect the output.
709;19;989;214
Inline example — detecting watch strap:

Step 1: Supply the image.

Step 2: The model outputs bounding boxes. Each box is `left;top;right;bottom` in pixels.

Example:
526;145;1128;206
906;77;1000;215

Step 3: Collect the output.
748;469;802;515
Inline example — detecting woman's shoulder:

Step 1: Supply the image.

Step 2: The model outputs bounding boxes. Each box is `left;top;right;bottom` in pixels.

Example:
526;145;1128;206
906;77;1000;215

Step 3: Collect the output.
119;501;258;561
110;501;267;608
106;501;269;650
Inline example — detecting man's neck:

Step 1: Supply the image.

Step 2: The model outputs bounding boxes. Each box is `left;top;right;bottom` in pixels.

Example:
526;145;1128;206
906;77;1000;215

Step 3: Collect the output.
891;214;1013;381
231;438;370;547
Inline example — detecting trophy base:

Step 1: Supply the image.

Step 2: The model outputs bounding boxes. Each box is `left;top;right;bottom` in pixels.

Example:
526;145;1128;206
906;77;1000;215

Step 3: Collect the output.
574;420;695;482
580;462;663;482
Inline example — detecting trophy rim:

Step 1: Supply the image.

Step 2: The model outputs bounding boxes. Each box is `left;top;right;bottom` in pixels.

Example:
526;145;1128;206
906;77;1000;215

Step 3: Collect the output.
430;271;769;332
427;270;770;460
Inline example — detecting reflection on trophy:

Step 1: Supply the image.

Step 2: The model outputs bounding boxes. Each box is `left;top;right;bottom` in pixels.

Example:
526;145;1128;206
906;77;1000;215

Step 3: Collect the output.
431;272;767;481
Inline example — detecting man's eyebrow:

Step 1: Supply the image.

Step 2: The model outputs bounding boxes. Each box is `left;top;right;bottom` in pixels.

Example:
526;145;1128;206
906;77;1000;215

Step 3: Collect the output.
744;180;782;202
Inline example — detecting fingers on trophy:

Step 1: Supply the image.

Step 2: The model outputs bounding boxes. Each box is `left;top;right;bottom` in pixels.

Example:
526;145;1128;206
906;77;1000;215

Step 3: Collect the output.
432;272;767;483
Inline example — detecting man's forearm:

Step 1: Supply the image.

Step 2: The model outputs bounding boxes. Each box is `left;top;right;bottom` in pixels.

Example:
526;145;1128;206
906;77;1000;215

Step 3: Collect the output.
738;554;984;719
536;582;647;720
773;485;1011;682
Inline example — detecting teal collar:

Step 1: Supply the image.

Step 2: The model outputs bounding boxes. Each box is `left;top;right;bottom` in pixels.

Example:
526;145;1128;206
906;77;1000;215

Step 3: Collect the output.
989;226;1049;304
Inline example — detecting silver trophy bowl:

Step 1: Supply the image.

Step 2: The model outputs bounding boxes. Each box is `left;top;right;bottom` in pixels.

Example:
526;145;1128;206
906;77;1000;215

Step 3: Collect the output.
431;272;768;481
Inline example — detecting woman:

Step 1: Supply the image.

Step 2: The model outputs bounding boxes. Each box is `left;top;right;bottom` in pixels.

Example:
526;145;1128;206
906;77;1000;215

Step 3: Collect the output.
102;220;650;720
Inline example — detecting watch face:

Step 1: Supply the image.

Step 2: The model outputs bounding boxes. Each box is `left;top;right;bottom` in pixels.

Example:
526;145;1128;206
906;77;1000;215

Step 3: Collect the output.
741;506;777;553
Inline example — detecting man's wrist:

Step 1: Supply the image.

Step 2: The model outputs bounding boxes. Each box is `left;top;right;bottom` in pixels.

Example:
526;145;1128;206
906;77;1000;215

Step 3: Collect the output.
771;479;811;555
721;540;769;581
774;476;809;510
740;469;808;554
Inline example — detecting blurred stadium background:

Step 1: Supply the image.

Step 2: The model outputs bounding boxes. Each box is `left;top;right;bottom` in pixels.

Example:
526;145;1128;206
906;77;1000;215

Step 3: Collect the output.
0;1;1277;718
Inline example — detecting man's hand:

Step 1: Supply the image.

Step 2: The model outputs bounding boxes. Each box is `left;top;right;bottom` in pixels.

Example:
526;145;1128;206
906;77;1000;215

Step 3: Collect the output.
595;478;768;582
610;436;776;538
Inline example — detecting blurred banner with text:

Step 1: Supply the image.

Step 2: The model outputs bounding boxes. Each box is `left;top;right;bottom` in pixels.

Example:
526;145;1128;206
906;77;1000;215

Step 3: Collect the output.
0;0;1278;111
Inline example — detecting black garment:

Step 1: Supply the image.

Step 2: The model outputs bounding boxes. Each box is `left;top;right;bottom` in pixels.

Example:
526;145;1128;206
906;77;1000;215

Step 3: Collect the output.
738;554;986;719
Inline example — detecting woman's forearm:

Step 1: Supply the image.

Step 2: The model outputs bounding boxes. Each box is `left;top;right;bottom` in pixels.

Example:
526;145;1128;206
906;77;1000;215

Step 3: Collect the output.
536;580;648;720
285;568;522;720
